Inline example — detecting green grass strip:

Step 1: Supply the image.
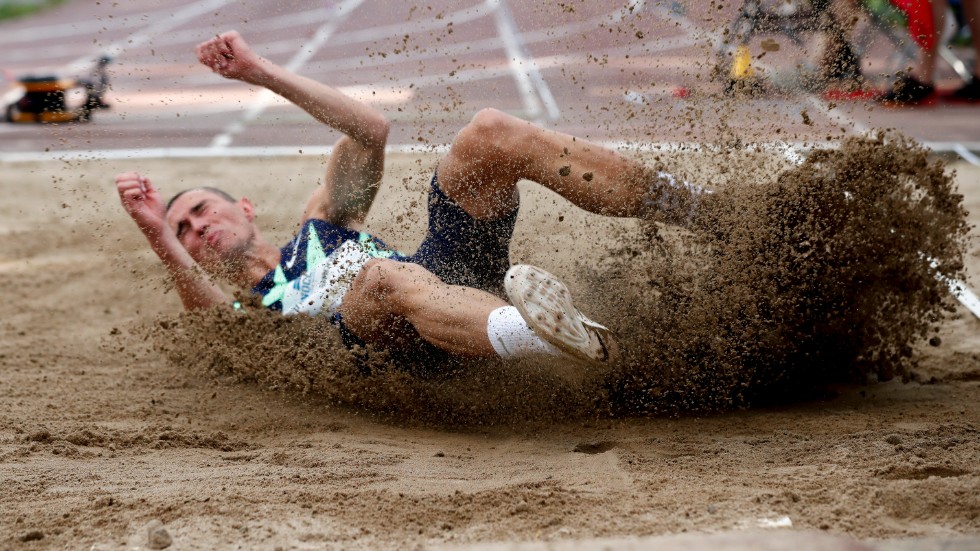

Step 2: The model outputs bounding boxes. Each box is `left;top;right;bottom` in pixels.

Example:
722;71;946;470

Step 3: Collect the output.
0;0;66;22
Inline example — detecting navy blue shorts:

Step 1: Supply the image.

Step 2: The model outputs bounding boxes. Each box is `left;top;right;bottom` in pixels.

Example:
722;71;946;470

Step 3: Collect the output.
338;173;518;367
407;173;518;296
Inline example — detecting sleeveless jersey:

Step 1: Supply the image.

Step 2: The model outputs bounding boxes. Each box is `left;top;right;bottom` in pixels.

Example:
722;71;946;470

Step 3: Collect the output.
252;219;405;317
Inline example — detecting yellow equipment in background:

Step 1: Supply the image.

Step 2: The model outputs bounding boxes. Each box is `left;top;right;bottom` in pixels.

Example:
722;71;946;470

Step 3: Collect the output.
5;77;90;123
3;56;111;124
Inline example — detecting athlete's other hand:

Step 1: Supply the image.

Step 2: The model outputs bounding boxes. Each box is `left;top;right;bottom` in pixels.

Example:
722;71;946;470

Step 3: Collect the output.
196;31;265;84
115;172;168;240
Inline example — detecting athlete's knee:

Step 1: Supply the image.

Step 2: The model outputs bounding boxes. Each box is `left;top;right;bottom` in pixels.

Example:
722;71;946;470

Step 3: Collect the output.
353;259;435;316
352;258;400;299
468;107;513;135
453;108;527;159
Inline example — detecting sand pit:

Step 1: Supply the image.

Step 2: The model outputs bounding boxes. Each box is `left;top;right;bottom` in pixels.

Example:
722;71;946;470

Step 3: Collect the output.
1;149;979;549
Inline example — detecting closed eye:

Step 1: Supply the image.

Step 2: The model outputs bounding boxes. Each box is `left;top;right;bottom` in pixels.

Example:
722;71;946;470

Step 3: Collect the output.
190;200;207;216
175;200;207;240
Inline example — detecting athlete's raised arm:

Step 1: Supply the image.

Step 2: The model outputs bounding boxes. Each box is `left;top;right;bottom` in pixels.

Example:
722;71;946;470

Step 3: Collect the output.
114;172;230;310
196;31;389;230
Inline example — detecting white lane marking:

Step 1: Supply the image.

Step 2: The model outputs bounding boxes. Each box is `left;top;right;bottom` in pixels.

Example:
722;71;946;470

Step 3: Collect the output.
615;0;647;21
279;5;691;81
768;142;807;165
4;141;980;162
312;2;494;50
97;2;494;63
946;279;980;318
293;36;697;100
148;31;697;108
0;2;213;45
62;0;238;75
953;143;980;167
478;0;644;122
117;2;502;90
208;0;365;149
0;6;341;64
486;0;558;122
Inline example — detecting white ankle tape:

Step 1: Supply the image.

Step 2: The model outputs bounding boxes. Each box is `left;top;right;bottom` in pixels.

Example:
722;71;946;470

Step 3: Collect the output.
487;306;560;360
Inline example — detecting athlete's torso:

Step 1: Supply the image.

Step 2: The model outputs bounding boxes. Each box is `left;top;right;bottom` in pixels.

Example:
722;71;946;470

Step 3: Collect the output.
252;219;405;317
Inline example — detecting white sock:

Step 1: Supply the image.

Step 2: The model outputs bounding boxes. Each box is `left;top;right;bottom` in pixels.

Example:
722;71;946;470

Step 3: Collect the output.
486;306;561;360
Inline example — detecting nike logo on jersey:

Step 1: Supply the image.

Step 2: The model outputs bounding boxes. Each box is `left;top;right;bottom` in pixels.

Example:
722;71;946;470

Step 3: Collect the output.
283;234;302;270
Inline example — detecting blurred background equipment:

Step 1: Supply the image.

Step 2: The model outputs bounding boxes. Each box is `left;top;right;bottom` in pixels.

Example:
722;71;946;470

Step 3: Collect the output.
3;54;111;123
718;0;974;100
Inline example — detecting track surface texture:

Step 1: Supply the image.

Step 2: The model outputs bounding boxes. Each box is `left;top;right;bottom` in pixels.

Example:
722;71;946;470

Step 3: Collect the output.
1;0;979;156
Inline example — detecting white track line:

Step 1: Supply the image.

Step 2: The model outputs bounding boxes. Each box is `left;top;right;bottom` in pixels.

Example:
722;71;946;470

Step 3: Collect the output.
1;6;341;64
946;279;980;318
480;0;644;122
266;34;694;109
486;0;559;122
617;0;647;21
2;0;237;118
189;27;696;124
4;141;979;162
292;4;691;82
208;0;365;149
0;2;217;45
64;0;237;75
149;2;495;65
952;144;980;167
1;9;697;126
317;3;495;51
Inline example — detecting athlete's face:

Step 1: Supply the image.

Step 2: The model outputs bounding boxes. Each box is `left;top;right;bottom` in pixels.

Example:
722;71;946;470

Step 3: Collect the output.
165;189;257;270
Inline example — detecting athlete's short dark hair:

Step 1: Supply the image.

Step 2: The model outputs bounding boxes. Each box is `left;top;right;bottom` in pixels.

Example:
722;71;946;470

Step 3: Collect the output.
166;187;236;211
